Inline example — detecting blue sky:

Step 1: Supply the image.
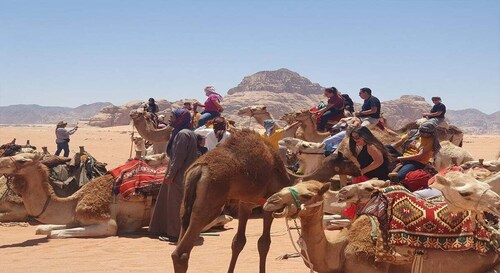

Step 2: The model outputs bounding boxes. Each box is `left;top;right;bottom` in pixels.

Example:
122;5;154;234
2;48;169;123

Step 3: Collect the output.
1;0;499;113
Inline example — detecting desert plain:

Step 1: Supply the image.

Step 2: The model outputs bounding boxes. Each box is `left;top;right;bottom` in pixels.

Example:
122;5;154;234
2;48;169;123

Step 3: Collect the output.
0;124;499;273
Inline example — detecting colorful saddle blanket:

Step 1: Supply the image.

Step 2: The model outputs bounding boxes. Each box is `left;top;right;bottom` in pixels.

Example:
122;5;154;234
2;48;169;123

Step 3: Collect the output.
360;185;494;254
109;159;167;198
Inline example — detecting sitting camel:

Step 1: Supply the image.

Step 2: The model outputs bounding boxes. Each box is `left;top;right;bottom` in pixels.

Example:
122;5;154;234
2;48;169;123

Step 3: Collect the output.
280;109;332;142
433;140;474;170
0;176;26;222
279;137;325;175
0;153;231;238
264;180;500;273
238;105;301;138
430;171;500;216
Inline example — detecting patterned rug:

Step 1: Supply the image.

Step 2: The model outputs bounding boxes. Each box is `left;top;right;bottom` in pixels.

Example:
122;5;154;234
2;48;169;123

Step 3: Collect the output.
360;185;494;254
109;159;167;198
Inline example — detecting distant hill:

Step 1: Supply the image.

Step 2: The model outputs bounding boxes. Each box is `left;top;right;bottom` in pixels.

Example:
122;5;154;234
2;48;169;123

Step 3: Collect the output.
0;103;112;125
1;69;498;134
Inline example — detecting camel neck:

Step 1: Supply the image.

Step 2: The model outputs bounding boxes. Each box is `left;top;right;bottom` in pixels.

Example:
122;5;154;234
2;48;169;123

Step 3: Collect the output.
253;113;281;129
132;115;172;143
300;116;329;142
18;164;76;224
299;206;346;273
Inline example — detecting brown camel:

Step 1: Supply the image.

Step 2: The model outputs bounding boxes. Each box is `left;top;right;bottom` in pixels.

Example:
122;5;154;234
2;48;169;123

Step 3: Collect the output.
0;153;229;237
0;176;27;221
281;109;331;142
171;129;292;273
238;105;300;138
264;180;500;273
130;109;173;144
395;120;464;147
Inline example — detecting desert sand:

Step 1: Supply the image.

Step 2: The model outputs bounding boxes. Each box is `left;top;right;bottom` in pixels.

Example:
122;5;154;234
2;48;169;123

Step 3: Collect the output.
0;124;499;272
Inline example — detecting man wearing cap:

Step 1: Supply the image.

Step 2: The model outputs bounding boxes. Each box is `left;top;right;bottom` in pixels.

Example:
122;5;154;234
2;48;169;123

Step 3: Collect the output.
423;96;447;128
55;121;78;157
355;87;381;127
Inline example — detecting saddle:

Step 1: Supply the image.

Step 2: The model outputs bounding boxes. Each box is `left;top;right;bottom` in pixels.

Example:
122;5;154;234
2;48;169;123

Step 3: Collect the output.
359;185;496;254
109;159;167;198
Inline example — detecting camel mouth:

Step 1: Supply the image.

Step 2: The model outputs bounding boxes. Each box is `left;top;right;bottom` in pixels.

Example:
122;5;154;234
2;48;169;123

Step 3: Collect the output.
271;205;289;218
338;194;354;202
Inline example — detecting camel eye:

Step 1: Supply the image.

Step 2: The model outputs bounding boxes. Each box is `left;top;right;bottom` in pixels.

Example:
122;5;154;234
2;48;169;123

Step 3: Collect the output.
459;191;473;197
364;187;375;192
301;193;313;200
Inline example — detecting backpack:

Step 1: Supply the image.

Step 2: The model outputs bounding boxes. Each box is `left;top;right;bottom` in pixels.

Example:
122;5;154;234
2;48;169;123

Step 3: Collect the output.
401;169;431;192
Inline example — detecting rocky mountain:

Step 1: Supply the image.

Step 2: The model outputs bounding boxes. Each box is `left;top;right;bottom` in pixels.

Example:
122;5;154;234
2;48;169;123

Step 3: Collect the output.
1;69;498;134
0;103;112;125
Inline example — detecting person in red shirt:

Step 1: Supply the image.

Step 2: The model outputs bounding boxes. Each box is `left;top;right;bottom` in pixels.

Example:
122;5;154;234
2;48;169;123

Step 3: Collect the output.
315;87;344;132
194;86;224;128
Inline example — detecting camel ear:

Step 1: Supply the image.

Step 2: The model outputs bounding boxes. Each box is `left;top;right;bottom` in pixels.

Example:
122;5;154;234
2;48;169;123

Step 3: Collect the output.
434;175;451;186
319;182;331;196
262;106;267;110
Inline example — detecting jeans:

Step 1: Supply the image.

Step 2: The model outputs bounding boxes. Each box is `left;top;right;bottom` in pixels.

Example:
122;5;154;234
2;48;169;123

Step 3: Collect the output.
55;141;70;157
317;109;341;131
397;160;426;181
196;111;220;128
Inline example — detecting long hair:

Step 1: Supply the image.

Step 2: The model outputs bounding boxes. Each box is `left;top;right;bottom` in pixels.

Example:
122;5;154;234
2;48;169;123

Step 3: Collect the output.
349;126;389;159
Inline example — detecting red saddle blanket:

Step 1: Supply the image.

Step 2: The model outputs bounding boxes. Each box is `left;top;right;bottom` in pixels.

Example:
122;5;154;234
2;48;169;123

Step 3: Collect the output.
109;159;167;198
360;185;494;254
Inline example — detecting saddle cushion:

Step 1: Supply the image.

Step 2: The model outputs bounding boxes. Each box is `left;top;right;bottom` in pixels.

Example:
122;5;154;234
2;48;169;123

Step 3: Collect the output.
109;159;167;198
360;185;494;254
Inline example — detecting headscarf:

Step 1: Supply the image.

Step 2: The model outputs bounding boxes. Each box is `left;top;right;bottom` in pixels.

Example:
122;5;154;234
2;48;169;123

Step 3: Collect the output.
263;119;275;137
167;108;192;156
419;121;441;156
204;86;223;102
212;117;227;142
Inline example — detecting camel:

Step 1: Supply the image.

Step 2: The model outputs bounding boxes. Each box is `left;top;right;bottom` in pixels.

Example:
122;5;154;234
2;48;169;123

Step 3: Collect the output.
171;129;293;273
0;176;27;222
433;140;474;170
279;137;325;175
130;109;172;144
281;109;332;142
263;180;500;273
430;171;500;216
0;153;231;238
237;105;300;138
395;120;464;147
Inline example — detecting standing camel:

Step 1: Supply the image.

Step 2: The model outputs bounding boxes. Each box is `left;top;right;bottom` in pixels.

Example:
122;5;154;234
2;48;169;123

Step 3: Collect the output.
171;129;293;273
130;110;172;144
264;180;500;273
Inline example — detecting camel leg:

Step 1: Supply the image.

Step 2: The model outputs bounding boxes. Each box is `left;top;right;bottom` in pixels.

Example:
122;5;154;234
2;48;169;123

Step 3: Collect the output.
257;210;274;273
339;175;347;188
35;224;68;235
172;182;227;273
227;202;253;273
47;220;117;238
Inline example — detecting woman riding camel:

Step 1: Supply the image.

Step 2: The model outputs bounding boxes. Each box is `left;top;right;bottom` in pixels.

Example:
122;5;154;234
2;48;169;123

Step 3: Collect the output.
349;126;390;182
314;87;345;132
390;121;441;183
195;86;224;128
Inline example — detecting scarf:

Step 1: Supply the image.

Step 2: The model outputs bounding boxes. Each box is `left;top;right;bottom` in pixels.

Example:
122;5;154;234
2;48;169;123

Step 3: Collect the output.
205;86;223;102
167;108;192;156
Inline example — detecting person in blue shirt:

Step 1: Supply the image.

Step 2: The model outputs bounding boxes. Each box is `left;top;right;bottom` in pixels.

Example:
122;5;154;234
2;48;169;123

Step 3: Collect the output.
355;87;381;128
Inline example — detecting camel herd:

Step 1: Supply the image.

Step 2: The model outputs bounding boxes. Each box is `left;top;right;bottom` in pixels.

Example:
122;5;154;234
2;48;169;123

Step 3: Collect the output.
0;106;499;273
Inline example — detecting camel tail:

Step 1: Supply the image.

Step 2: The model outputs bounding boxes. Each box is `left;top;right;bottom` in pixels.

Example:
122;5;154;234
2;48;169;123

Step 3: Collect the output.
181;164;203;230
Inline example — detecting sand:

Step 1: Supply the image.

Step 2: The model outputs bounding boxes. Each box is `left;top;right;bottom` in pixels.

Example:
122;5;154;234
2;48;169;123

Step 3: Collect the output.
0;124;499;272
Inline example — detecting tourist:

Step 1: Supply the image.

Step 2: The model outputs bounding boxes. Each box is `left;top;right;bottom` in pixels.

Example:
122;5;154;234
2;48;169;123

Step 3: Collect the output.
143;97;159;114
149;108;197;243
314;87;345;132
355;87;381;127
348;126;390;181
54;121;78;157
423;96;447;128
194;116;230;151
196;134;208;156
391;121;441;183
321;124;347;156
195;86;224;128
341;93;355;114
263;119;301;164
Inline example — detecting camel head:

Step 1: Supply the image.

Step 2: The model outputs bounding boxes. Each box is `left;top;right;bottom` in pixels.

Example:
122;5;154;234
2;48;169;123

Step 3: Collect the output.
0;152;44;176
430;171;500;216
263;180;330;219
279;137;324;154
237;106;268;117
336;179;389;204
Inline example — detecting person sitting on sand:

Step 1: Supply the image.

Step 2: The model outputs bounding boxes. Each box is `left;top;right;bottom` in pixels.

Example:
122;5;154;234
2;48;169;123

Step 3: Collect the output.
55;121;78;157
